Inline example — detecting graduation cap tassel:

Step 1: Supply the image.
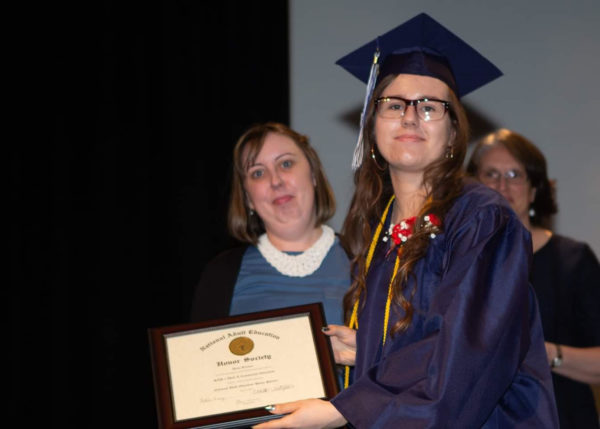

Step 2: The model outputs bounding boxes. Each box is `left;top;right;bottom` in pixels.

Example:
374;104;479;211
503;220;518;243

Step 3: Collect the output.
352;48;380;171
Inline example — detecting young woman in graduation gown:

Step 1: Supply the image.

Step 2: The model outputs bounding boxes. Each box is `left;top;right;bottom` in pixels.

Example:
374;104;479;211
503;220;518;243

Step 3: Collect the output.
254;13;558;428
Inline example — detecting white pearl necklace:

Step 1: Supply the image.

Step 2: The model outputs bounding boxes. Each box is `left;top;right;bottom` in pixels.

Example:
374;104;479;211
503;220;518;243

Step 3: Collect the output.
256;225;335;277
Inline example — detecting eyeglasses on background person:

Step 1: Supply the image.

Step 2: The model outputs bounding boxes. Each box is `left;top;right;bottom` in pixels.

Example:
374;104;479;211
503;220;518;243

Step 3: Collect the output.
478;168;528;187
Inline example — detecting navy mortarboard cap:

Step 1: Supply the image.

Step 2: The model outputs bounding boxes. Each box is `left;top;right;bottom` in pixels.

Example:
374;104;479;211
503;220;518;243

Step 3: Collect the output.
336;13;503;169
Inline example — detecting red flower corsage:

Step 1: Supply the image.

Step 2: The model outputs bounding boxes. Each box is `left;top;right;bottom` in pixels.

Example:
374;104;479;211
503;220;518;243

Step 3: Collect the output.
385;213;442;247
423;213;441;238
390;216;416;246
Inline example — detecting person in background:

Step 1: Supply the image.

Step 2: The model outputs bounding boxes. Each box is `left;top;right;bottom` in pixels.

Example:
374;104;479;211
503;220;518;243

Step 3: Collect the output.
190;122;350;329
467;128;600;428
255;13;558;428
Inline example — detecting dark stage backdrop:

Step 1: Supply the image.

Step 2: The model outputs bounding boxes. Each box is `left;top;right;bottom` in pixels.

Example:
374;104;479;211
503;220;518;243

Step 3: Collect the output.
12;2;289;427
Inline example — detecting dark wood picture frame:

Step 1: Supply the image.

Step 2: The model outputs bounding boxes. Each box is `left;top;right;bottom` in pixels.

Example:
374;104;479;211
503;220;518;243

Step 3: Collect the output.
148;302;339;429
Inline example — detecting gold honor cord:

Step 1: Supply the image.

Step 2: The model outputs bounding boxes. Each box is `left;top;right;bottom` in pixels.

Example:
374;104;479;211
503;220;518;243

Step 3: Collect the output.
344;195;400;389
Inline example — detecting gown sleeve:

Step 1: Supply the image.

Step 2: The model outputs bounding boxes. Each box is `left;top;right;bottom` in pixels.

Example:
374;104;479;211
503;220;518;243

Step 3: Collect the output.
331;203;557;428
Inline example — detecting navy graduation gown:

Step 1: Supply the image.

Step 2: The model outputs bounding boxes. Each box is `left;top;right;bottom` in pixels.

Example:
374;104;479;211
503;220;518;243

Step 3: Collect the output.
331;183;558;428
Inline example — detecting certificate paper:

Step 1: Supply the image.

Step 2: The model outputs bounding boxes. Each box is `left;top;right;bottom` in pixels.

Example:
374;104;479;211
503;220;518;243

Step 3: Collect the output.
167;314;323;420
149;303;339;429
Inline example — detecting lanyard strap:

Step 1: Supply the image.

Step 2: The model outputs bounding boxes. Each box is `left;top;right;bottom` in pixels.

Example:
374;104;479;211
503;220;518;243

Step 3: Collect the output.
344;195;399;388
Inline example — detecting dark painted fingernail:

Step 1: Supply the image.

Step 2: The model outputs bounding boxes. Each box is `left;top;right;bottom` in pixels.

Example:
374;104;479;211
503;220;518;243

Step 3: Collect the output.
321;326;330;332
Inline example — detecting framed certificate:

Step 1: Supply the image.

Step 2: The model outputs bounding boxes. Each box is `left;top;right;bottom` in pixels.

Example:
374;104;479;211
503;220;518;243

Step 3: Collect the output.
148;302;340;428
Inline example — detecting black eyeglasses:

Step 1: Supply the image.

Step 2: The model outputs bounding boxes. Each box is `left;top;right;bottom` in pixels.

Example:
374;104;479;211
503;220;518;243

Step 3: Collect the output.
374;96;451;121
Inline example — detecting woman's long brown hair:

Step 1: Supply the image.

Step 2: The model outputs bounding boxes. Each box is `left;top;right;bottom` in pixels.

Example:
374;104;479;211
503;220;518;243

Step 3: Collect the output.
341;74;470;334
